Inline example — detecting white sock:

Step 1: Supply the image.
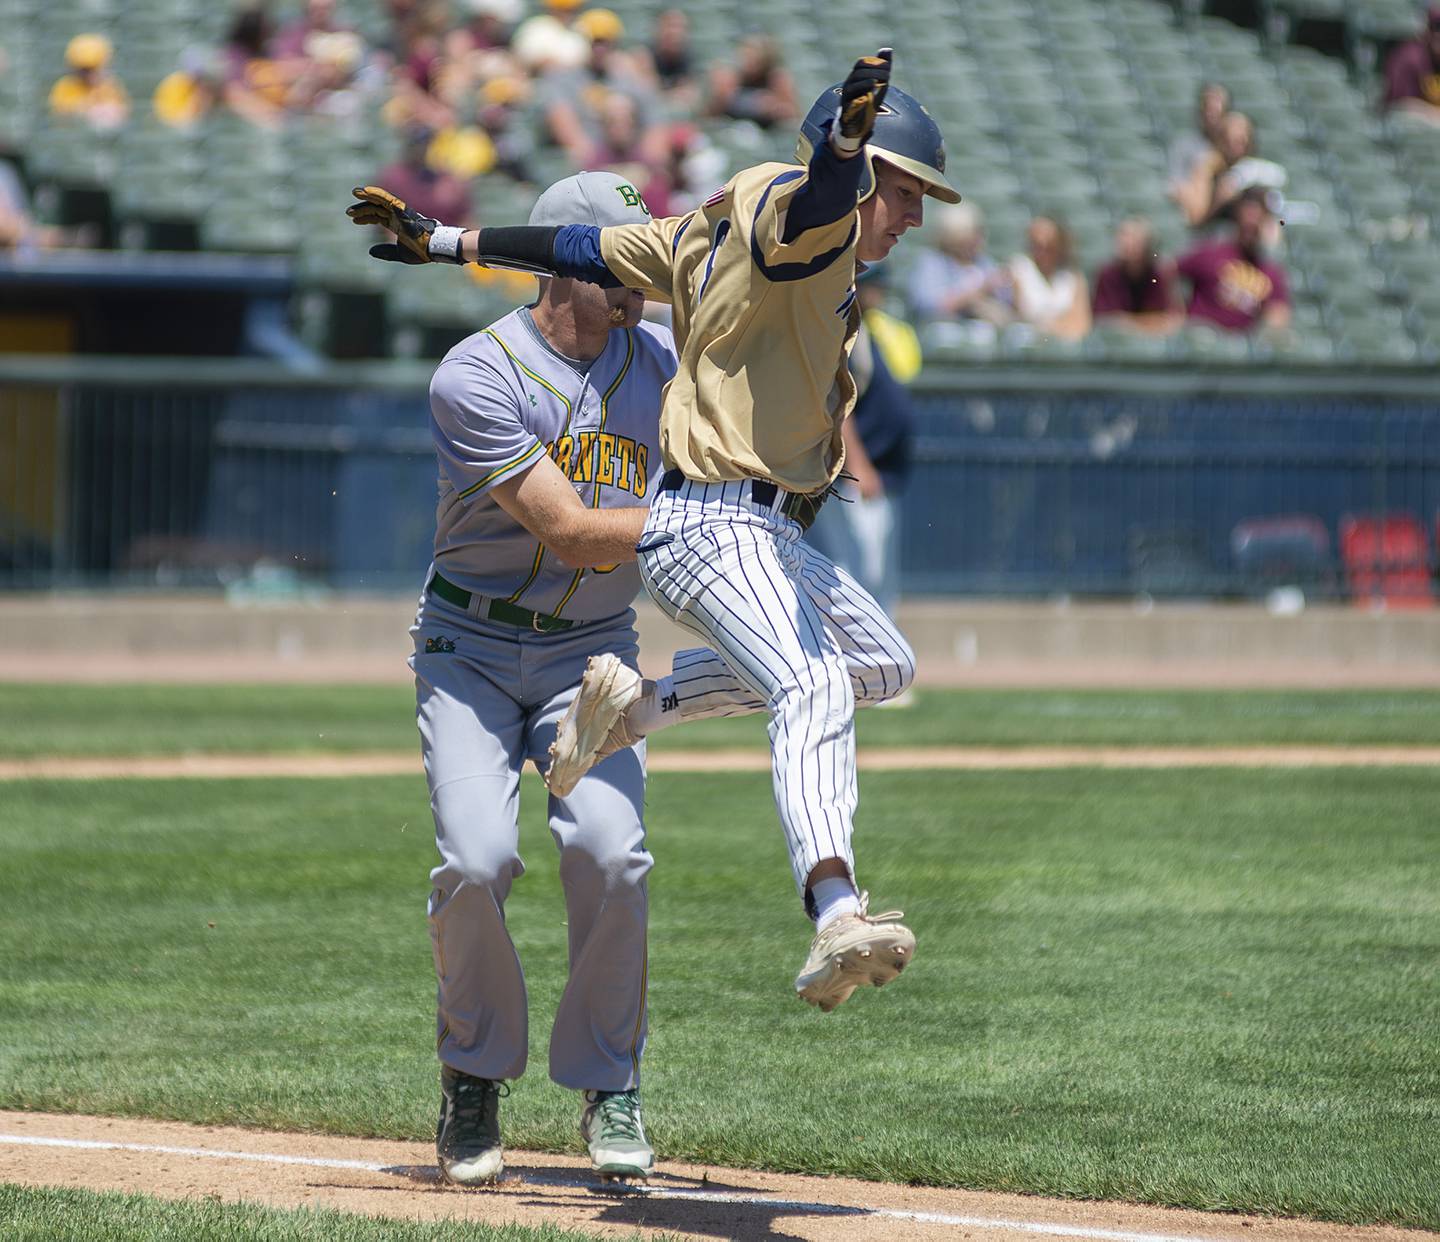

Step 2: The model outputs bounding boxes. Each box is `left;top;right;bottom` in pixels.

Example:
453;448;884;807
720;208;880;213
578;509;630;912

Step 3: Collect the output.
626;675;679;737
810;876;861;929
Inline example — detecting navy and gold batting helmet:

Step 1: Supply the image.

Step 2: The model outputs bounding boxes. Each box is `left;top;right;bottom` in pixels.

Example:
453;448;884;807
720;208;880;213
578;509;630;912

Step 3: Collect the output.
796;82;961;204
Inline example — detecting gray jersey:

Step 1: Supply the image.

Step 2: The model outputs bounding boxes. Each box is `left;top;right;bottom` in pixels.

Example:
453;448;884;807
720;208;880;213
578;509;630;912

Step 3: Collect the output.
429;307;677;621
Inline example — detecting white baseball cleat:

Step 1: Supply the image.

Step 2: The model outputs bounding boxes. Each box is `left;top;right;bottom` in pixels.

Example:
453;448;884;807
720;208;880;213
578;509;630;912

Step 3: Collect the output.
580;1088;654;1181
794;895;916;1013
545;653;644;798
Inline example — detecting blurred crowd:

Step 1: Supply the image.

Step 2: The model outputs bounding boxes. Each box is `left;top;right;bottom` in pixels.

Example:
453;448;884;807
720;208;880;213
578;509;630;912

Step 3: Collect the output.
910;80;1293;347
28;0;804;219
909;5;1440;346
9;0;1440;354
4;0;809;258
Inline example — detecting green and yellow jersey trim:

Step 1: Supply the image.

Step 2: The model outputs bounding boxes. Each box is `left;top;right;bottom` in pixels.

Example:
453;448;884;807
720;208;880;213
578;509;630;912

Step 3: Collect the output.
553;329;635;616
458;439;544;500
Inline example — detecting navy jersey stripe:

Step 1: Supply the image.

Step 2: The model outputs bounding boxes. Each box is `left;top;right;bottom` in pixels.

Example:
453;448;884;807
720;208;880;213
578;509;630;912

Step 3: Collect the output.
749;171;856;284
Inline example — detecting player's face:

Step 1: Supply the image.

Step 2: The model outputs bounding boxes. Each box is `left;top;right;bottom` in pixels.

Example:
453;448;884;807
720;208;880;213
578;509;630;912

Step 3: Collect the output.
857;165;926;262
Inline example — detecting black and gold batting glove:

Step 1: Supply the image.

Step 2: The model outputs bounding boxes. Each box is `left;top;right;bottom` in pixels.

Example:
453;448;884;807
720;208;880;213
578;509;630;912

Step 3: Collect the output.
346;185;466;264
833;48;892;155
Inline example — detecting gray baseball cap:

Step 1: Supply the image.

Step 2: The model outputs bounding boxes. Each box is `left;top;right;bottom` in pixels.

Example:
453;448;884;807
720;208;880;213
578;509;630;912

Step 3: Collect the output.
528;170;654;228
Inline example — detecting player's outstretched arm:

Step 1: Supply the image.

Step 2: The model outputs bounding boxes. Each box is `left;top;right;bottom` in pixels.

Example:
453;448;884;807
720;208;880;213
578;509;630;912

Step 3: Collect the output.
490;453;648;569
348;185;686;302
348;185;629;284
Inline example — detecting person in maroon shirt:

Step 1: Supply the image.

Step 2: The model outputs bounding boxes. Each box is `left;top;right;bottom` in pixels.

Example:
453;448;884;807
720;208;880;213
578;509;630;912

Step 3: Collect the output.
1175;189;1291;334
1382;5;1440;125
1091;217;1182;334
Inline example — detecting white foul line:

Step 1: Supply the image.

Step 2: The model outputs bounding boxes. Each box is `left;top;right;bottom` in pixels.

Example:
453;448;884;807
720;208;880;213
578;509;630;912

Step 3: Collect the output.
0;1132;1230;1242
0;1133;388;1173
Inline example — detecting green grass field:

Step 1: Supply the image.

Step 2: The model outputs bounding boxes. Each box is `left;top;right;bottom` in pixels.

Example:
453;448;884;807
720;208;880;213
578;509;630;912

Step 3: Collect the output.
2;757;1436;1228
0;1184;605;1242
6;683;1440;756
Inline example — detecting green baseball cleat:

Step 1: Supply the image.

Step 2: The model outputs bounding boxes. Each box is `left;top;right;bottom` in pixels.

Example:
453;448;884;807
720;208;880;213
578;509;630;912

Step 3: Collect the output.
580;1087;655;1181
436;1066;507;1186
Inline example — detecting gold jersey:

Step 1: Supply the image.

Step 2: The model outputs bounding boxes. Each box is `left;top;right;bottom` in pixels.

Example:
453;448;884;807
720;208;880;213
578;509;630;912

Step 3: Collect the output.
600;161;862;494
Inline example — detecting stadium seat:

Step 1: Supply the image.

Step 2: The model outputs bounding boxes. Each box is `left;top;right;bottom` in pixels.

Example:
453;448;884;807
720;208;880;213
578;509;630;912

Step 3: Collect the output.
1338;513;1435;608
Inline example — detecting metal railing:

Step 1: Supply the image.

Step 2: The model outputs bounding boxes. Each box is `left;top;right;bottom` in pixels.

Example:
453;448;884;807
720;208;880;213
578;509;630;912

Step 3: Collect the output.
2;356;1438;598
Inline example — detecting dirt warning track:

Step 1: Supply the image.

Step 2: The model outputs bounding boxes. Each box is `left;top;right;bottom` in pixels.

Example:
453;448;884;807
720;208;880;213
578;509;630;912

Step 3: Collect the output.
1;1111;1432;1242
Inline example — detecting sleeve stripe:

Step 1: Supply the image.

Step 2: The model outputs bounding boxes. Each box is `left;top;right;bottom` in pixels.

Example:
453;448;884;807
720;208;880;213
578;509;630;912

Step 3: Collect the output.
670;213;693;255
750;171;855;284
457;438;543;499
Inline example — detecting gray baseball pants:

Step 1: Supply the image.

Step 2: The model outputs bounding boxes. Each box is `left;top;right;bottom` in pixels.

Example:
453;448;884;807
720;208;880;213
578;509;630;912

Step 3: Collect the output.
411;595;650;1091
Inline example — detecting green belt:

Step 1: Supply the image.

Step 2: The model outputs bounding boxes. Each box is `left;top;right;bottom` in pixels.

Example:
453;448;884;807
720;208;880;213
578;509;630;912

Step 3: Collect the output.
427;572;575;633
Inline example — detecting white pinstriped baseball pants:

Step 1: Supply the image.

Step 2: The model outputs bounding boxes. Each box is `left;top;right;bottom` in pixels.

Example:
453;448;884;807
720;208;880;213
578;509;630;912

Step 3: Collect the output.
638;478;915;905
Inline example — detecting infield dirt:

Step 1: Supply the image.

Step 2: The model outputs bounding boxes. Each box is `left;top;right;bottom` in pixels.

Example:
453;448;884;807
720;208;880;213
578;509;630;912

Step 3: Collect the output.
3;745;1440;781
2;1110;1433;1242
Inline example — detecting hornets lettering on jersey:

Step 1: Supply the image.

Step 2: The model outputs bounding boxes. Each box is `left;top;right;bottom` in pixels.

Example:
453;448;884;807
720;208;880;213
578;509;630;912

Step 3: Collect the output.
549;431;650;498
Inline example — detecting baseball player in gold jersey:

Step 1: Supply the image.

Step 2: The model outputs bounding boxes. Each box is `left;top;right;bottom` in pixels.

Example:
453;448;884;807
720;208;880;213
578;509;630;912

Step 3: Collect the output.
350;49;960;1013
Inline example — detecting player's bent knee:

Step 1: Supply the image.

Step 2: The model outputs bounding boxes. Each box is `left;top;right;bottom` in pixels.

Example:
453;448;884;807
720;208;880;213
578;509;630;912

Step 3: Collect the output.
889;635;917;696
772;659;855;720
446;845;524;892
870;625;916;702
560;837;652;896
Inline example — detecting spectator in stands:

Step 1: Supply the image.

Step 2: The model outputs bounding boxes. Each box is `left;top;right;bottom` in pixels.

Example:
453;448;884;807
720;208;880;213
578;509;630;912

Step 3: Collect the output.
374;126;472;225
428;75;535;182
1175;188;1291;334
453;0;521;55
639;9;699;112
221;6;294;129
153;47;225;129
1173;111;1286;231
705;33;798;131
859;266;922;384
274;0;352;61
512;0;589;69
48;34;130;130
541;10;660;171
1091;217;1182;334
1167;81;1229;192
1008;215;1091;342
591;90;659;187
641;122;726;219
906;202;1014;330
382;2;460;133
1381;4;1440;125
0;157;61;254
287;31;376;119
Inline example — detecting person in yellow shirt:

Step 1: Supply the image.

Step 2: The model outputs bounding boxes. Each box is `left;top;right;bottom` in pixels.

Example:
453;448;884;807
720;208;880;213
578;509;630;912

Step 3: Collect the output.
153;49;224;129
350;49;957;1016
49;34;130;129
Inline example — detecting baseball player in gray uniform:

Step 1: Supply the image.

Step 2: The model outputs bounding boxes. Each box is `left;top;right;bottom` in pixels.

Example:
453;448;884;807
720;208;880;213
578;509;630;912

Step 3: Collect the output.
403;172;674;1186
